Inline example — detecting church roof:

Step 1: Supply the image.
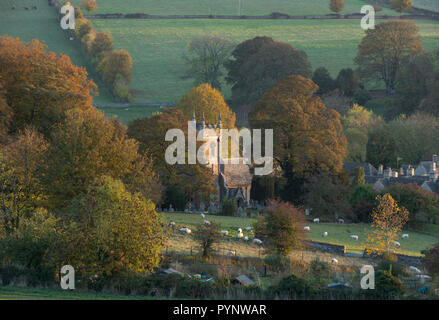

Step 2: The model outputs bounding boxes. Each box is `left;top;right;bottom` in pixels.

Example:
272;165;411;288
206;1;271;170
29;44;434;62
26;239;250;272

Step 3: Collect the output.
221;161;252;187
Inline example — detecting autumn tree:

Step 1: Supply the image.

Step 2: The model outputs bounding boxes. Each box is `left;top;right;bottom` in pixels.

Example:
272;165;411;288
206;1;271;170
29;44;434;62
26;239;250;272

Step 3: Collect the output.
254;201;306;256
0;83;12;143
366;125;398;168
74;18;93;40
390;0;413;13
0;36;97;136
0;127;49;235
194;222;221;257
177;83;236;128
355;20;423;93
127;108;216;207
81;0;98;12
365;193;409;256
65;176;166;276
45;108;162;207
89;32;113;61
249;75;347;203
329;0;345;13
184;34;235;90
424;241;439;279
418;71;439;116
225;36;312;107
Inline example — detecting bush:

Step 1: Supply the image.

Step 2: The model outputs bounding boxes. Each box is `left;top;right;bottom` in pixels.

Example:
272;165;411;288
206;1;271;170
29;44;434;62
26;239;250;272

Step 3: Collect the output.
309;259;331;281
353;88;371;105
376;260;406;277
264;254;291;274
220;199;237;216
269;274;312;298
193;223;221;257
374;270;402;298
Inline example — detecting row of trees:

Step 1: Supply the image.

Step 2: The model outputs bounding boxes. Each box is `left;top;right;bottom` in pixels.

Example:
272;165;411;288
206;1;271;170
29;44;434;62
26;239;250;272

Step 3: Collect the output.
73;6;133;101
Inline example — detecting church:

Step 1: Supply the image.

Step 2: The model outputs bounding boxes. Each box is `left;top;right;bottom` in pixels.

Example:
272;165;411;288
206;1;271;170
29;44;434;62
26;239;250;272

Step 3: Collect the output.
193;112;253;208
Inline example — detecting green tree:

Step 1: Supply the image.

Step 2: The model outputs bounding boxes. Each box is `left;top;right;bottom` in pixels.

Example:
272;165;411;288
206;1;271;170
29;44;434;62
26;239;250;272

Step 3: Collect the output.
66;176;166;276
254;201;305;256
312;67;336;95
194;222;221;257
226;36;312;107
366;125;397;167
183;34;235;90
355;20;424;93
423;241;439;279
353;167;365;186
90;32;113;61
336;68;359;97
349;184;376;222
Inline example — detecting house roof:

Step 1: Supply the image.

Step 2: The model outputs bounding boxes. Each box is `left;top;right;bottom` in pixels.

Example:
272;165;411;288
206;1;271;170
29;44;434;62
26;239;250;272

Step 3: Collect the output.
221;160;252;187
343;162;377;176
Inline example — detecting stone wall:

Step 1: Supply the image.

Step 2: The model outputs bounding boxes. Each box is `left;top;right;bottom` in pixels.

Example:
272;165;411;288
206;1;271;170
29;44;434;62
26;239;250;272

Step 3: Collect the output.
304;240;346;255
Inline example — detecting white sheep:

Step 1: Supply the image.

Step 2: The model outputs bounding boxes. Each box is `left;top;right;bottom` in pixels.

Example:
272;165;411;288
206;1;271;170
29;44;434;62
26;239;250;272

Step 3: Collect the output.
237;228;243;233
200;213;205;219
402;234;409;239
331;258;338;264
350;235;359;241
179;227;192;234
227;250;236;256
203;220;211;225
304;226;311;231
322;231;328;237
245;227;253;231
338;218;345;224
220;230;229;236
409;266;421;274
393;241;401;248
237;232;244;239
253;238;263;245
244;236;249;241
313;218;320;223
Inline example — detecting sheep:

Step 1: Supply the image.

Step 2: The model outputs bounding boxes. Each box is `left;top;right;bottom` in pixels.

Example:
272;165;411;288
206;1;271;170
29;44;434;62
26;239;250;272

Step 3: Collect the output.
313;218;320;223
253;238;263;245
322;231;328;237
32;6;38;10
179;227;191;234
203;220;211;225
350;235;359;241
200;213;205;219
402;234;409;239
227;250;236;256
331;258;338;264
12;5;16;10
338;218;344;224
393;241;401;248
220;230;229;236
244;236;249;241
245;227;253;231
409;266;421;274
237;232;244;239
304;226;310;231
237;228;242;233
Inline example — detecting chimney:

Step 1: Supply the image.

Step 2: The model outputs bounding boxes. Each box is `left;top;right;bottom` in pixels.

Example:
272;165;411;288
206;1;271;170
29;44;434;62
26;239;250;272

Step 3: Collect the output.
378;164;384;176
407;166;414;177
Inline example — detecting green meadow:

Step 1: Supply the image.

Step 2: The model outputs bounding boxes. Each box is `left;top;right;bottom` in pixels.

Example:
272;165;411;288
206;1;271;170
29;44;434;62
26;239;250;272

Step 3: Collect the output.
413;0;439;12
165;212;438;257
92;18;439;104
67;0;399;16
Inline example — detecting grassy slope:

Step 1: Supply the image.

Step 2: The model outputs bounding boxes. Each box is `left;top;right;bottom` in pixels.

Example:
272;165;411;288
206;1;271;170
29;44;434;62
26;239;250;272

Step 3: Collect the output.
165;212;438;256
92;18;439;104
0;0;114;104
96;106;163;124
68;0;400;16
413;0;439;12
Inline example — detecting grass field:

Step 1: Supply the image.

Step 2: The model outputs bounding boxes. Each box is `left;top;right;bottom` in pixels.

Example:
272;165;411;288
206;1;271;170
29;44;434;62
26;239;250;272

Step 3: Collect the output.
413;0;439;12
96;105;163;124
67;0;400;16
92;18;439;104
0;0;114;104
165;212;438;256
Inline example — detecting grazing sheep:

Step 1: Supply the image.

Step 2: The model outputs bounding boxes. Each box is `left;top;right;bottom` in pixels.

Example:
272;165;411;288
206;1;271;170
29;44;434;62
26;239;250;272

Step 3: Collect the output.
322;232;328;237
350;235;359;241
245;227;253;231
313;218;320;223
220;230;229;236
200;213;205;219
338;218;344;224
237;232;244;239
393;241;401;248
402;234;409;239
227;250;236;256
244;236;249;241
304;226;310;231
203;220;211;225
409;266;421;274
179;227;191;234
253;238;263;245
237;228;242;233
331;258;338;264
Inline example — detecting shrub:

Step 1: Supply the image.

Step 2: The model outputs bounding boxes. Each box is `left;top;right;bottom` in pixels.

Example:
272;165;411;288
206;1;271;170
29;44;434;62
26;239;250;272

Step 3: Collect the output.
377;260;406;277
353;88;372;105
264;254;291;274
309;259;331;281
220;199;237;216
374;270;403;298
193;222;221;258
269;274;312;298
